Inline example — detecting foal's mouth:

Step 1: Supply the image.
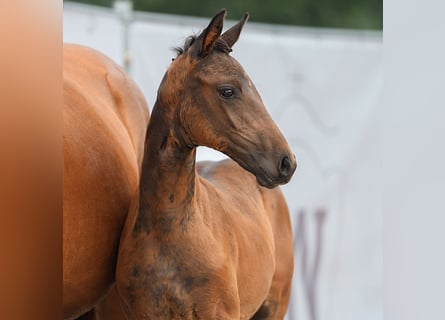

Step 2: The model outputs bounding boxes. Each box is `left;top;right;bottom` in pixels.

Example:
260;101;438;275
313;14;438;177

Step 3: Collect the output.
256;170;276;188
256;167;292;189
225;147;296;188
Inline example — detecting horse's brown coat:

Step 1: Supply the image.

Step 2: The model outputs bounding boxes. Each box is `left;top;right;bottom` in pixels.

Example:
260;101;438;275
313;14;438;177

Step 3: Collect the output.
116;10;296;320
63;44;149;319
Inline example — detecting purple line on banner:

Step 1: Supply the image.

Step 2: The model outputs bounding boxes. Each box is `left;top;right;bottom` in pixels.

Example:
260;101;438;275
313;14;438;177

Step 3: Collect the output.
291;208;327;320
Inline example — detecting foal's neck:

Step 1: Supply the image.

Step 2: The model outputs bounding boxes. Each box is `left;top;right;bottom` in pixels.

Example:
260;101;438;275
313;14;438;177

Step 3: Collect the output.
136;98;198;234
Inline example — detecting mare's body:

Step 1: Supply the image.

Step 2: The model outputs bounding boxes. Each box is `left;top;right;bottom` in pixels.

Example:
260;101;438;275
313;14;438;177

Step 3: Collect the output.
63;44;149;319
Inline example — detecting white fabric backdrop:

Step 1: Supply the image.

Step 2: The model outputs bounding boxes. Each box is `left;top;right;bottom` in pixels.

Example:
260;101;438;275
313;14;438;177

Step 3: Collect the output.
64;3;382;320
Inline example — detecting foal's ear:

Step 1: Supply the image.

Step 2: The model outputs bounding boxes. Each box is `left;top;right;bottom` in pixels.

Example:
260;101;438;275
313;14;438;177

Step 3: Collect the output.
221;13;249;48
197;9;226;57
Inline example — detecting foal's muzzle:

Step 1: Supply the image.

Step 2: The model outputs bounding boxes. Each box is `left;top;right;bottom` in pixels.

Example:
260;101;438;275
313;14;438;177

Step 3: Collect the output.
256;153;297;188
279;154;293;177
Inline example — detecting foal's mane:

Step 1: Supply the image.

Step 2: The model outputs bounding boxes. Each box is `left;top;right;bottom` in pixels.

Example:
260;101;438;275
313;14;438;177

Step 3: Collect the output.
174;35;232;57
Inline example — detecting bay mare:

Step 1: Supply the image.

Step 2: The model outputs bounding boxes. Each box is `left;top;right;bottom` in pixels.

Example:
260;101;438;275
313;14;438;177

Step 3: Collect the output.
63;44;149;319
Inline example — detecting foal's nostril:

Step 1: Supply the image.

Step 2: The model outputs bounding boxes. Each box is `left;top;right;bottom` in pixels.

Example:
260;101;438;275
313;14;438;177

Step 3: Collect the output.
279;155;292;176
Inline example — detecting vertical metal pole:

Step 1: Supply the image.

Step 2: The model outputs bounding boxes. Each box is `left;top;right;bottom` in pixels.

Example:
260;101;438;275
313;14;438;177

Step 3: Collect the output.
123;18;130;72
113;0;133;73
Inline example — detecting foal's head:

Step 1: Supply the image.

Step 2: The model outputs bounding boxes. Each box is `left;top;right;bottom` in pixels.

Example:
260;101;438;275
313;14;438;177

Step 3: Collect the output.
159;9;296;188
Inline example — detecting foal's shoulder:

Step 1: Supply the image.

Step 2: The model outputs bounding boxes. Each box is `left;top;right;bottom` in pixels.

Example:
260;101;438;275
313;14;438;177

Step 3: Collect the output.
197;158;260;195
197;159;253;180
198;159;288;206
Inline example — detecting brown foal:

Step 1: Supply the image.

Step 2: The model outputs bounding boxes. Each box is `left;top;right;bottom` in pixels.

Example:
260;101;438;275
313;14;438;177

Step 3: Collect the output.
116;10;296;320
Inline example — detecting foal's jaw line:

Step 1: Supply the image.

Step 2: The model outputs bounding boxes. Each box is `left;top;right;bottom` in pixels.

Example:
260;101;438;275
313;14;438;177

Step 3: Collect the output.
220;147;275;188
256;169;276;188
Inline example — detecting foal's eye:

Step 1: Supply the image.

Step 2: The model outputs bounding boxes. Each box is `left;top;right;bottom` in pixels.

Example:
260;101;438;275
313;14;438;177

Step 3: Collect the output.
218;87;236;99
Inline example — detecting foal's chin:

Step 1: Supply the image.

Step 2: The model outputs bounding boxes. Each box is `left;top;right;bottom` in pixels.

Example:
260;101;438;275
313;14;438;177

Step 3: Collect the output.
240;159;293;189
224;148;296;188
255;170;292;189
256;174;280;189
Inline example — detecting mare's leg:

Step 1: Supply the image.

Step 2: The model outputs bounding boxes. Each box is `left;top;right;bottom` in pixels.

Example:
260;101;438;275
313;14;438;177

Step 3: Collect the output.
75;287;127;320
250;297;277;319
250;284;291;320
75;310;95;320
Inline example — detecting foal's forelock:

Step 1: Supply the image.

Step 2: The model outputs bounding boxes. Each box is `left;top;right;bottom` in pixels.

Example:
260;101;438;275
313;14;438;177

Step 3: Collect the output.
162;9;296;188
173;36;232;58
